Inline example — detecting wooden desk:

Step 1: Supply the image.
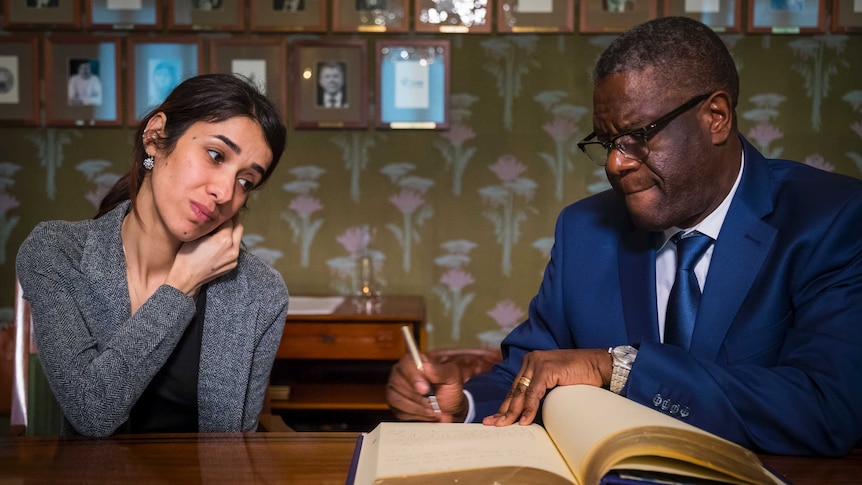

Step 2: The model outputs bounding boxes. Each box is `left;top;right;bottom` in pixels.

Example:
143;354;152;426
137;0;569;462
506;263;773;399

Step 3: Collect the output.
1;433;861;484
272;295;425;431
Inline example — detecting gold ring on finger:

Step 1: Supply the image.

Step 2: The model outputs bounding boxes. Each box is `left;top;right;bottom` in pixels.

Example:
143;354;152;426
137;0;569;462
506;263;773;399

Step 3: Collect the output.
518;376;532;387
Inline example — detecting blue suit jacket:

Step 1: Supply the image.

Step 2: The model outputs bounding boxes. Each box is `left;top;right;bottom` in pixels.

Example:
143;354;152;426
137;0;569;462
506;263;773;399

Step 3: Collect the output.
465;136;862;456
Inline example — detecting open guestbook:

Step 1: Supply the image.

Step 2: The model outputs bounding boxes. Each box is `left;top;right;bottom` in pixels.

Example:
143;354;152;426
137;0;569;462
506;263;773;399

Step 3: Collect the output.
349;385;785;485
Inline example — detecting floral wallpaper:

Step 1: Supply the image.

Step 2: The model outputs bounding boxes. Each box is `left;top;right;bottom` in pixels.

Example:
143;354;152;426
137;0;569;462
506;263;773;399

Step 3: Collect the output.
1;33;861;354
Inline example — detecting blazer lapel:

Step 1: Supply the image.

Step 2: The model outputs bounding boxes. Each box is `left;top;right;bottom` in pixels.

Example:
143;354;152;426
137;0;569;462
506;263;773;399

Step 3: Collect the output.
198;271;259;432
691;137;776;361
619;227;661;345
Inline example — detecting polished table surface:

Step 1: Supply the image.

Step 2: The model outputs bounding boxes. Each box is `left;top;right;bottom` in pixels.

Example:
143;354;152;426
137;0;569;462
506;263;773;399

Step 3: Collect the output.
1;431;860;484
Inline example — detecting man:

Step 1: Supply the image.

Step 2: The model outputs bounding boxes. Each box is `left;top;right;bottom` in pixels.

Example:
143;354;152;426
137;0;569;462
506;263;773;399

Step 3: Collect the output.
386;16;862;457
67;60;102;106
316;62;347;109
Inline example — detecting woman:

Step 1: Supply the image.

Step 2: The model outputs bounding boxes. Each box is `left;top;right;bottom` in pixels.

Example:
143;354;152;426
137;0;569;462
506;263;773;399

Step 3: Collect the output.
16;74;289;437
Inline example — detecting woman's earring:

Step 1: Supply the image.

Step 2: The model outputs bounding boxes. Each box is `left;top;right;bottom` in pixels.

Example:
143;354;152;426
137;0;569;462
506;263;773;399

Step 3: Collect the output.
143;155;155;170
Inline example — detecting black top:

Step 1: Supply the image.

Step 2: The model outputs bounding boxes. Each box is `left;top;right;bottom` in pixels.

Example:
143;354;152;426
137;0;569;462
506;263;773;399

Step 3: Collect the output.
123;291;206;433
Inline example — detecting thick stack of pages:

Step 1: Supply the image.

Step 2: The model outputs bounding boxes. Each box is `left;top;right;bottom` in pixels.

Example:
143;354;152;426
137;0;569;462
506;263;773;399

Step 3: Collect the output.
349;385;786;485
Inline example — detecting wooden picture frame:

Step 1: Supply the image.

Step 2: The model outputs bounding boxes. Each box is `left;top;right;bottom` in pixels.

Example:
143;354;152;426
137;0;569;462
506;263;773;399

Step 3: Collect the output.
2;0;81;29
579;0;657;33
209;38;288;118
0;36;40;126
414;0;492;33
168;0;245;31
44;35;122;127
831;0;862;33
663;0;741;32
128;37;202;124
747;0;826;33
292;40;367;129
87;0;161;30
249;0;327;32
332;0;409;32
497;0;574;33
376;39;449;130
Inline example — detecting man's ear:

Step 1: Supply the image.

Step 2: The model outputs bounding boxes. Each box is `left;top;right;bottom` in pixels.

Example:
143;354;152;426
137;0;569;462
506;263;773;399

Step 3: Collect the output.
707;92;734;146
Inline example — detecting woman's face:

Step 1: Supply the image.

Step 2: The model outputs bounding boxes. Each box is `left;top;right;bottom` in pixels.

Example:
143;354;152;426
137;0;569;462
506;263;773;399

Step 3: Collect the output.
147;116;272;242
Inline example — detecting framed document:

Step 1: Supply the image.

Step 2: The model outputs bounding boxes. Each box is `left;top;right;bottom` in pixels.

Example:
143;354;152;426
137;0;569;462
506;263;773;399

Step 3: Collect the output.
292;40;367;129
332;0;409;32
747;0;826;33
376;40;449;130
663;0;740;32
579;0;657;33
87;0;161;30
128;37;202;124
0;36;40;125
3;0;81;29
497;0;574;33
209;38;288;118
832;0;862;32
414;0;492;33
250;0;327;31
44;36;122;127
168;0;245;30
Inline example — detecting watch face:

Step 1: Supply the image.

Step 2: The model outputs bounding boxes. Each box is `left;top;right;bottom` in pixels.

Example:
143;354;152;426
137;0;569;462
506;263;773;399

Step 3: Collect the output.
613;345;637;365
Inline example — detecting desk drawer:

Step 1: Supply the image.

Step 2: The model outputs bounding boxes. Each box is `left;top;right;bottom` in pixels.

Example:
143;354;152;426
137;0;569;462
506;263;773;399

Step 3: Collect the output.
277;322;410;360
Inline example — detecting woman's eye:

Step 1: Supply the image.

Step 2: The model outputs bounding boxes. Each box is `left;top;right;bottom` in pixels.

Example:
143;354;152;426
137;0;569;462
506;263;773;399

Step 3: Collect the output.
208;149;223;163
238;179;254;192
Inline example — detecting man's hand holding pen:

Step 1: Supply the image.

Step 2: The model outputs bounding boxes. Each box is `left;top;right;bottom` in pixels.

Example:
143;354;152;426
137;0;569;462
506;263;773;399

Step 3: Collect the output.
386;331;469;423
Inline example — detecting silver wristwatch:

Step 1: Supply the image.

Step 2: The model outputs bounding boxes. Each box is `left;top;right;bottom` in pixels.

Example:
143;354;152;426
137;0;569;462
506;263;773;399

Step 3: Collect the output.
609;345;638;394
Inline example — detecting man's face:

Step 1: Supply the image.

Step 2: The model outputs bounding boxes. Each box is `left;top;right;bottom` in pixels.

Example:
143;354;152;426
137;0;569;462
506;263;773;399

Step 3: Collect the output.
593;69;727;232
318;65;344;95
77;62;92;79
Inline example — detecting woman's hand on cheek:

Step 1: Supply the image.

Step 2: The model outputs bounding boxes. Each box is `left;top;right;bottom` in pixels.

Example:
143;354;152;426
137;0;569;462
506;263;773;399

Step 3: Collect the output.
165;219;244;297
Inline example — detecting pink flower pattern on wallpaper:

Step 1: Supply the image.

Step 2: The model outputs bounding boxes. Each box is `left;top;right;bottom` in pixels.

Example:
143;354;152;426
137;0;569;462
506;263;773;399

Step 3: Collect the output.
789;36;849;132
743;93;786;159
281;165;326;268
843;91;862;174
382;163;434;273
433;239;478;342
480;156;537;276
76;160;120;210
535;91;589;202
327;225;384;296
481;36;540;132
0;162;21;265
804;154;835;172
26;128;80;201
478;300;525;350
434;93;479;196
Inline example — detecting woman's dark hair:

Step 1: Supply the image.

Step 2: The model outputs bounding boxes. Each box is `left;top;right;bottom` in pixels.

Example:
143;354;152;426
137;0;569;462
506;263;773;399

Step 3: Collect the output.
96;73;287;218
593;16;739;109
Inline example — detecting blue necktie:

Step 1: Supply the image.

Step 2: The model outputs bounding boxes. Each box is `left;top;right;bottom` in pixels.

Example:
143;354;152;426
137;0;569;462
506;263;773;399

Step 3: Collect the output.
665;231;713;350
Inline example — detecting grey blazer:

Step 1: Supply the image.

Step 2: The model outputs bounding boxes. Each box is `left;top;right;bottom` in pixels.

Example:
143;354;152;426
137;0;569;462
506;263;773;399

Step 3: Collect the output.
15;201;289;436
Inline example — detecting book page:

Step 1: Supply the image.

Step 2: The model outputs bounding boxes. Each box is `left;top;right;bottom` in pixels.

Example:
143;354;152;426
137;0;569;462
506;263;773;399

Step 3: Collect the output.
353;422;575;485
542;385;782;484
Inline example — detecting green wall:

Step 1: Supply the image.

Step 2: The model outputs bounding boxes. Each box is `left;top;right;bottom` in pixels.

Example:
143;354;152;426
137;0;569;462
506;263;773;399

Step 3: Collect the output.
2;32;861;351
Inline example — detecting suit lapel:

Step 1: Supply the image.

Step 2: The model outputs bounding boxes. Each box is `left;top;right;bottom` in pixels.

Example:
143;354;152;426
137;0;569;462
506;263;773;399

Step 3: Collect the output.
619;227;661;345
198;272;258;432
691;138;776;361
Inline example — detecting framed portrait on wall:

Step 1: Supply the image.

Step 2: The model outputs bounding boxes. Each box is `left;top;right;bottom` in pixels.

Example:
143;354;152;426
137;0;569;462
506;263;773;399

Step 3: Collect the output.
497;0;574;33
332;0;409;32
3;0;81;29
128;37;202;124
44;36;122;126
250;0;327;31
376;40;449;130
663;0;740;32
87;0;161;30
414;0;492;33
209;38;288;118
168;0;245;30
292;40;367;129
747;0;826;33
832;0;862;33
580;0;657;33
0;36;40;125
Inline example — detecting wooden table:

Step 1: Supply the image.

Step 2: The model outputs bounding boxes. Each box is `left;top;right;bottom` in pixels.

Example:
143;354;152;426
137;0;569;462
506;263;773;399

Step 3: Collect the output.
1;432;861;484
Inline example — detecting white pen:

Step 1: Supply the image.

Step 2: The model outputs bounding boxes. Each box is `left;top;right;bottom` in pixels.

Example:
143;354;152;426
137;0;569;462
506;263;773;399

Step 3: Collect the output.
400;325;442;414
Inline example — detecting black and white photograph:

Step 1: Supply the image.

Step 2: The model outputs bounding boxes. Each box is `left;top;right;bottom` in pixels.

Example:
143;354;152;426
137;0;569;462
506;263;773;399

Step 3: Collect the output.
251;0;326;30
231;59;267;94
193;0;224;9
316;61;347;109
0;56;19;105
26;0;60;8
67;58;102;106
0;37;39;124
274;0;305;11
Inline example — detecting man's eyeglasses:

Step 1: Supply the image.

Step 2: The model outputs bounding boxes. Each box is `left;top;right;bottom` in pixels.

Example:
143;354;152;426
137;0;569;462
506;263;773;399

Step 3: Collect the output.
577;93;712;166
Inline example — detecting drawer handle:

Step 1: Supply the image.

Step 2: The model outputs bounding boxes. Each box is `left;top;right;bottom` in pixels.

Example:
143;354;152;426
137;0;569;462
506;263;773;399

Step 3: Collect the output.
320;334;336;344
